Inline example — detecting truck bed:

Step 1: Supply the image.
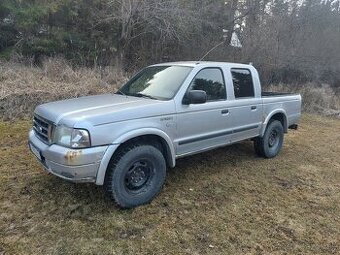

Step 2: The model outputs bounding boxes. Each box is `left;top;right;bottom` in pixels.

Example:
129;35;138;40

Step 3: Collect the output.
261;91;301;131
262;91;298;97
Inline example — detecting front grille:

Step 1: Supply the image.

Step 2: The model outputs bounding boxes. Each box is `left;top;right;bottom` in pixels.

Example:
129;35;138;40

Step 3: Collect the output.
33;115;54;144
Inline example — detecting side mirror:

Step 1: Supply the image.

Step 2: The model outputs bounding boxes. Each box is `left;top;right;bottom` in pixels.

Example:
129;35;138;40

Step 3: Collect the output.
183;90;207;105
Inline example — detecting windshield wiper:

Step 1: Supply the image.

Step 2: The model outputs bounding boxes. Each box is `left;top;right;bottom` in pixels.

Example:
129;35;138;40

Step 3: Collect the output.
115;89;127;96
135;93;158;100
116;91;158;100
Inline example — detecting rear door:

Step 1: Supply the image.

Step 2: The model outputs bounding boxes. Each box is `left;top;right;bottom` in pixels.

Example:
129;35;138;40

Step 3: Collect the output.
228;68;262;142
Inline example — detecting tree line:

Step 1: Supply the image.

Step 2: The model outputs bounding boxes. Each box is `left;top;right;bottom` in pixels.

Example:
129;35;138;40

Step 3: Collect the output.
1;0;340;87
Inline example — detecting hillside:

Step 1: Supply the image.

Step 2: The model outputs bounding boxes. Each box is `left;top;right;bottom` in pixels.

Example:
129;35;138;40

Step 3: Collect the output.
1;60;339;121
0;114;339;254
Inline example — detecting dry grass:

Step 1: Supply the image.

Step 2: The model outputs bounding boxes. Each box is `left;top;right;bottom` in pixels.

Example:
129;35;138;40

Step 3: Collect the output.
0;59;126;120
1;59;340;121
266;83;340;118
0;114;339;255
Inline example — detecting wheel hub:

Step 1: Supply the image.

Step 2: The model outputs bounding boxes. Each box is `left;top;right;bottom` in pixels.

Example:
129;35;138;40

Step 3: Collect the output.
268;130;278;147
125;161;152;190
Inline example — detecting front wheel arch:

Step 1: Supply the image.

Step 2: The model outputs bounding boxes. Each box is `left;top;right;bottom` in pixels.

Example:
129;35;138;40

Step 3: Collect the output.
112;134;174;167
95;132;175;186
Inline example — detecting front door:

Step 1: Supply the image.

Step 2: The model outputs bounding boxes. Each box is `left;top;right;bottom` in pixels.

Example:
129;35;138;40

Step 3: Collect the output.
175;67;233;156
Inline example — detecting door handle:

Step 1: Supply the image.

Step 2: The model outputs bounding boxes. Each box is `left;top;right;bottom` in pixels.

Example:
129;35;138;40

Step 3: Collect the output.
221;109;229;114
251;106;257;110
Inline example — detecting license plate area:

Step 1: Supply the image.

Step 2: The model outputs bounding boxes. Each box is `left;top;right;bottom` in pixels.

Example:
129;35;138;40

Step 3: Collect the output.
29;143;42;161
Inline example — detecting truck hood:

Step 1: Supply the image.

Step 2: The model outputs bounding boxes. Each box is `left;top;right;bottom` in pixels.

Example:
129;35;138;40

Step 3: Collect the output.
35;94;175;127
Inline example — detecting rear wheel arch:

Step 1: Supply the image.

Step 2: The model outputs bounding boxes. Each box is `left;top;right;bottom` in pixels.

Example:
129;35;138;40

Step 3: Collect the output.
255;119;284;158
262;111;288;136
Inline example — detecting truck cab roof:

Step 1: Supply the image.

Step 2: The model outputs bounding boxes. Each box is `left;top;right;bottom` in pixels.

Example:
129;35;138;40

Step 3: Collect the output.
152;61;253;69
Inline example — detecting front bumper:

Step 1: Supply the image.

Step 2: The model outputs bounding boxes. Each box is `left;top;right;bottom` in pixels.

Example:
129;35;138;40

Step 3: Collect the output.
28;129;108;183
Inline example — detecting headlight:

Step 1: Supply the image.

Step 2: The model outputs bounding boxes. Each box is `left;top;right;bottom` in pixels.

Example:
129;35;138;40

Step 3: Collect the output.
53;126;91;148
71;129;91;148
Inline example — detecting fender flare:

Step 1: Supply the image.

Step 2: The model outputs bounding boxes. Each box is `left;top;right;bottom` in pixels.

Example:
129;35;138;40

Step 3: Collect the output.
261;109;288;137
95;128;176;185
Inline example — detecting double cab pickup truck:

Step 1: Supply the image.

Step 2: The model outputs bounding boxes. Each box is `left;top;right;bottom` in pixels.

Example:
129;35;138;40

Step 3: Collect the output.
29;61;301;208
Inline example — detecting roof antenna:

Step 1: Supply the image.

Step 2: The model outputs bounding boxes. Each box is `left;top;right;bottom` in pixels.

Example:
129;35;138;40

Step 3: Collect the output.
198;40;226;61
199;29;228;61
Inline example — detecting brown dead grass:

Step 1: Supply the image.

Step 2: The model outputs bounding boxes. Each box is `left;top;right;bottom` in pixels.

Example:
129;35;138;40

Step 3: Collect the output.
0;59;126;120
0;114;339;255
1;59;340;121
266;83;340;118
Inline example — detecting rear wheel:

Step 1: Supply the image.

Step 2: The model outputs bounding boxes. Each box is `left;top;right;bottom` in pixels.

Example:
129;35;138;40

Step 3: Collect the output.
254;120;284;158
104;143;166;208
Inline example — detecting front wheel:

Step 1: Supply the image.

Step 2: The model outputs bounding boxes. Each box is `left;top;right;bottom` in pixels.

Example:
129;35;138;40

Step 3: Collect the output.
254;120;284;158
104;144;166;208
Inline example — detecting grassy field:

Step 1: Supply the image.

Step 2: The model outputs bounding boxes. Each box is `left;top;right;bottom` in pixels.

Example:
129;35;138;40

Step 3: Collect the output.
0;114;339;255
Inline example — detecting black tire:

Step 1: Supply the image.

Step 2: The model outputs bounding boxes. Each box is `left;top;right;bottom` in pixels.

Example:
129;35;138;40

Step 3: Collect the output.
253;120;284;158
104;143;166;208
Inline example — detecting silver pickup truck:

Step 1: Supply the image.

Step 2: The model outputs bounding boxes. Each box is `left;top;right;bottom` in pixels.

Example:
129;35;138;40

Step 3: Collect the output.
28;61;301;208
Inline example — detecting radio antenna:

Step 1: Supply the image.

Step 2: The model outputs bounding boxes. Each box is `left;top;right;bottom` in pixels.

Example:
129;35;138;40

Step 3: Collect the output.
198;40;226;61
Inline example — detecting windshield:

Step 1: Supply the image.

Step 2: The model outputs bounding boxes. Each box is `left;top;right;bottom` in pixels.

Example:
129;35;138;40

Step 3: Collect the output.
118;65;193;100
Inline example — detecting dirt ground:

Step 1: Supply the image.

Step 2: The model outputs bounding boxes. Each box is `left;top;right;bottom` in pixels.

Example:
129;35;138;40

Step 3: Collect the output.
0;114;339;255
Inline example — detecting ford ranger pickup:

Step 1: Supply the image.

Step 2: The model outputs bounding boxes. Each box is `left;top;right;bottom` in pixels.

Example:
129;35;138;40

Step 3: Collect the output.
28;61;301;208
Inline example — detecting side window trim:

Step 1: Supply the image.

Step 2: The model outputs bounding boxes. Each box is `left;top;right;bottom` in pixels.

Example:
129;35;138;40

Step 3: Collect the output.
185;67;227;102
230;68;255;99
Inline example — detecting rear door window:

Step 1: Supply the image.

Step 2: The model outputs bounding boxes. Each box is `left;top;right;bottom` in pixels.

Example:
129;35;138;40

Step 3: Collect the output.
231;69;255;98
